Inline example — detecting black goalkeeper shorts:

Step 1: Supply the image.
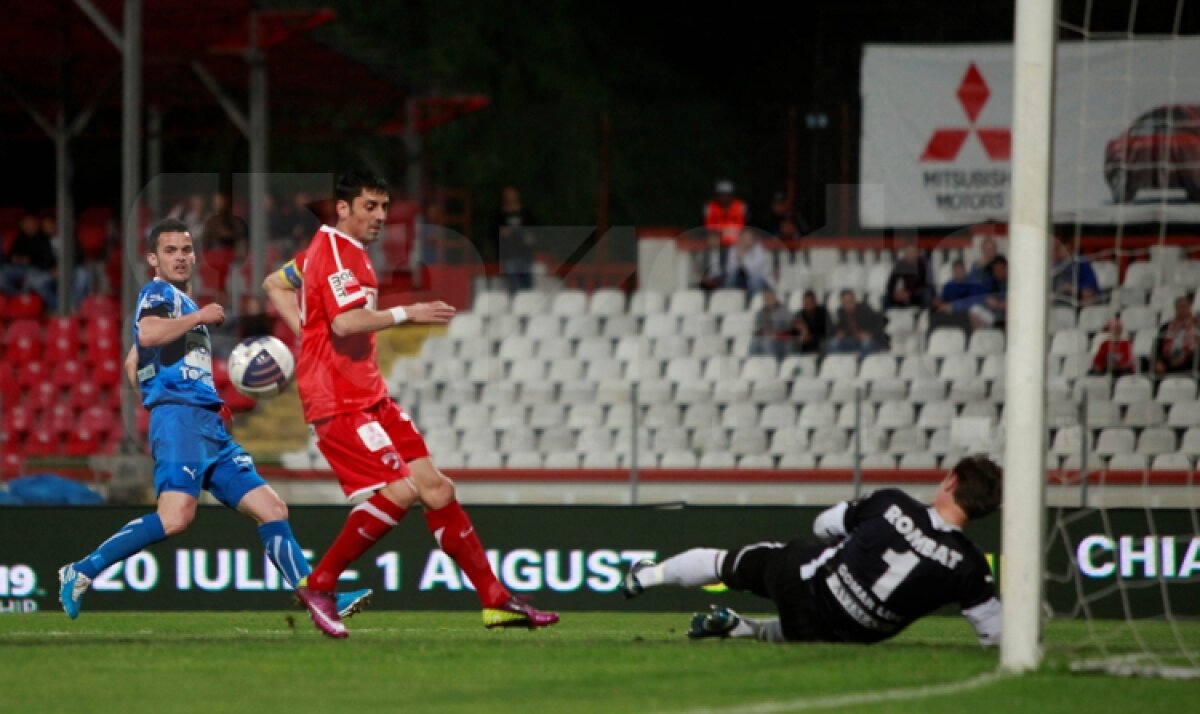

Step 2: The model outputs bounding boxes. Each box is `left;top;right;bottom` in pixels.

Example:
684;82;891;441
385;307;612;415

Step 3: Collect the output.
719;538;832;643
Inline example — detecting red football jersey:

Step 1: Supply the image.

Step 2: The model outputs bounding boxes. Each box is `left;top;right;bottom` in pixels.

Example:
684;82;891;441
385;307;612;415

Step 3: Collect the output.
296;225;387;423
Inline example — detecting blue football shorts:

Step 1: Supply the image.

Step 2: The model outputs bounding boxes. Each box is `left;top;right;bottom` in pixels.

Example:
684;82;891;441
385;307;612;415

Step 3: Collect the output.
148;404;267;509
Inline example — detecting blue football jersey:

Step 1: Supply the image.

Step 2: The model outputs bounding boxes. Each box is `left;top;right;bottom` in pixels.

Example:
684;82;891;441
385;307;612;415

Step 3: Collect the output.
133;279;222;410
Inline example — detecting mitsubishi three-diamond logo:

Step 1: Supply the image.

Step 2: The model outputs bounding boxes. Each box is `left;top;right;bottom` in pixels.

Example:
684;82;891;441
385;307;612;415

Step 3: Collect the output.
920;63;1011;162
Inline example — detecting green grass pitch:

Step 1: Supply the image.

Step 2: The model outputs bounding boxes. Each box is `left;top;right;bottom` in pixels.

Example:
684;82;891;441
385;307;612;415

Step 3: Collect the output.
1;612;1198;713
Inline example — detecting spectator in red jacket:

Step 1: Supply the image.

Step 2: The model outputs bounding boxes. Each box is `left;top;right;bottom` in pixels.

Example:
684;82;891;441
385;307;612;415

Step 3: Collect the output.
1090;318;1136;377
704;180;748;246
1155;295;1199;376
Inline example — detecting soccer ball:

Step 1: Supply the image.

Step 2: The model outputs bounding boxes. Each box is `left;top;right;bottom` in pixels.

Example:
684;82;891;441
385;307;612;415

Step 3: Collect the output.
228;336;295;399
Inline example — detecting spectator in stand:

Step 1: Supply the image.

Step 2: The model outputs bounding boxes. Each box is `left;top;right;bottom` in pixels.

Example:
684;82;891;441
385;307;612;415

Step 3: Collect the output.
1091;318;1137;377
1154;295;1198;376
883;239;934;310
167;192;210;239
704;180;748;247
724;230;773;296
759;191;810;239
201;192;247;252
930;259;980;331
694;231;728;292
968;236;1000;285
1051;237;1099;306
828;290;888;356
969;256;1008;331
2;213;58;309
792;290;830;354
44;215;90;308
494;185;538;293
750;289;793;359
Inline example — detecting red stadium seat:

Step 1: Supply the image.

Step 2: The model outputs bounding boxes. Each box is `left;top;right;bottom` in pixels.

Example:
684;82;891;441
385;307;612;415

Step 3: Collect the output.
44;316;79;361
68;380;101;411
0;362;17;407
3;405;35;441
5;319;42;363
47;403;74;437
93;357;122;388
53;359;84;390
4;293;44;320
1;450;24;477
84;315;118;345
17;361;47;390
79;294;119;321
93;331;121;360
28;382;60;412
65;428;100;457
24;427;59;456
79;405;117;440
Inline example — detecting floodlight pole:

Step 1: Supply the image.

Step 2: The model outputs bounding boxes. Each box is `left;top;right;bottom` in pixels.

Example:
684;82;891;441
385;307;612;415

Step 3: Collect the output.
1002;0;1057;673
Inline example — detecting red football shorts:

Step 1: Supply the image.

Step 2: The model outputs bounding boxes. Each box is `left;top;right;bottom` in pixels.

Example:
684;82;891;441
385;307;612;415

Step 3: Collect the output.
311;399;431;500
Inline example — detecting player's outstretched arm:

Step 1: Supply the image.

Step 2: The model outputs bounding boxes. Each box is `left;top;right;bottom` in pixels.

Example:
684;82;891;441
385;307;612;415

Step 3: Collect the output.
330;301;456;337
138;304;224;347
263;269;301;336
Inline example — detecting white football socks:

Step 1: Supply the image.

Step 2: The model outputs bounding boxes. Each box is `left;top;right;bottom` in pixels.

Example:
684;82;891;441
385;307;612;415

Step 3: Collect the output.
641;548;727;589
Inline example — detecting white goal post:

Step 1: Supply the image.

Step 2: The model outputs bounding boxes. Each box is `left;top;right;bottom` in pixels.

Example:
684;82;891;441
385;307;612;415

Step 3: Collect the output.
1001;0;1058;672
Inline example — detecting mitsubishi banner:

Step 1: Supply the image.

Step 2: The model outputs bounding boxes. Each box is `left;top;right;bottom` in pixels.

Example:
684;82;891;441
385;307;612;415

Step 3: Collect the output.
1;505;1197;619
859;39;1200;227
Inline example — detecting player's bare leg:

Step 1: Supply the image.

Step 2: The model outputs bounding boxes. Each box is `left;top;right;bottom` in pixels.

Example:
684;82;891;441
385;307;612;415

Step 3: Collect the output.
408;458;559;629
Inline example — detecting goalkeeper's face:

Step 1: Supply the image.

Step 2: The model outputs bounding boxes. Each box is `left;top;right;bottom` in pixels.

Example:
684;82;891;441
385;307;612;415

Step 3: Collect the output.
147;231;196;287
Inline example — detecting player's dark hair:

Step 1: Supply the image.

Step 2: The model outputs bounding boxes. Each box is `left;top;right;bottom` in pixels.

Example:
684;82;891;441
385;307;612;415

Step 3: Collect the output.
335;169;389;204
951;455;1003;519
147;218;190;253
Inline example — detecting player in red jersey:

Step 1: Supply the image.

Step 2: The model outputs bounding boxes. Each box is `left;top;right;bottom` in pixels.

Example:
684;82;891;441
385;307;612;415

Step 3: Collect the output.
263;169;558;638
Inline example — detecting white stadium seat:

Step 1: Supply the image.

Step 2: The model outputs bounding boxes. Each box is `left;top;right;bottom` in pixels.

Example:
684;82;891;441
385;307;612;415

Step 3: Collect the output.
506;452;544;469
589;288;626;316
1112;375;1154;405
1049;329;1089;358
603;314;639;338
582;452;621;468
1152;453;1192;471
928;328;967;357
512;290;551;316
1106;453;1147;471
738;454;775;469
660;451;698;469
1156;376;1197;404
630;290;667;315
1094;428;1136;456
1168;402;1200;428
668;289;706;315
876;400;915;429
1123;401;1165;428
1136;427;1177;456
472;290;510;316
708;289;745;315
699;452;737;469
551;290;588;316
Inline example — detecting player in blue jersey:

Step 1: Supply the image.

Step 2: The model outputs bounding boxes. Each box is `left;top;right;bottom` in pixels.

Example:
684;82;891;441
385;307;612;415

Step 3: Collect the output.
58;218;370;621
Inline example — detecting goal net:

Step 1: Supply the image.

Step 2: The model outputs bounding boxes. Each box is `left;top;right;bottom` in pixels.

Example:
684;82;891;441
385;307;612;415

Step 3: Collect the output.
1036;0;1200;678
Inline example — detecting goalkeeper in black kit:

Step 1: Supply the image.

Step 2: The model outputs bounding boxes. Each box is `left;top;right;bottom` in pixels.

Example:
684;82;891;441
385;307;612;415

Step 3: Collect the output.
622;455;1003;646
